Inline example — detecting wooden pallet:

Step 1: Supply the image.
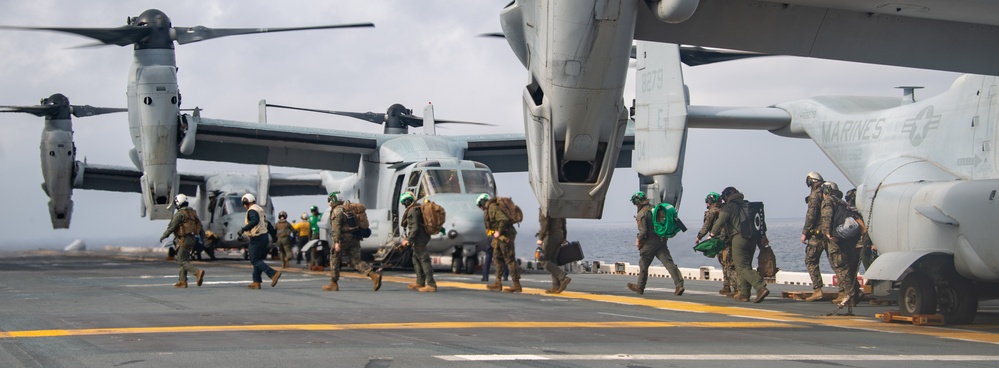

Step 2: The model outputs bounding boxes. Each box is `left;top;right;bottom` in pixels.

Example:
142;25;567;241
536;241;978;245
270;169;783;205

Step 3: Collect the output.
876;311;945;326
781;290;839;301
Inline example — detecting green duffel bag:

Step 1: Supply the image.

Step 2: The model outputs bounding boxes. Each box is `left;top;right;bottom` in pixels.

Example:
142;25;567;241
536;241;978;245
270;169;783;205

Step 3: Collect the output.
693;238;725;258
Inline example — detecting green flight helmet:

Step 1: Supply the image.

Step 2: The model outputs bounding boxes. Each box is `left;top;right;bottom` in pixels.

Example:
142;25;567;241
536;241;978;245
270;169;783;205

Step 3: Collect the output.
310;205;319;213
630;191;646;205
476;193;491;207
327;191;340;203
400;191;416;206
705;192;721;204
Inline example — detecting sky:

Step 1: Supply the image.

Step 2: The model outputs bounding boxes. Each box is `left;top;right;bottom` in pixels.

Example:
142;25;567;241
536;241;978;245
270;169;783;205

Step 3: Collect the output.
0;0;962;249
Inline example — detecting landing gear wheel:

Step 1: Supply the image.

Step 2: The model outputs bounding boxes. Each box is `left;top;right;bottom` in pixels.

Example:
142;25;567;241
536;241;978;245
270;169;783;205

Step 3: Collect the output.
938;277;978;324
899;271;937;316
451;257;463;274
463;256;478;275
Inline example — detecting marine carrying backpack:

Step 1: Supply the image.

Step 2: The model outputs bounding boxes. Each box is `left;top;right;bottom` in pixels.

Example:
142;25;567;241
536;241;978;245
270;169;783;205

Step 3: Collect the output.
495;197;523;224
341;201;371;239
831;199;862;241
738;201;767;240
651;202;685;238
420;200;447;235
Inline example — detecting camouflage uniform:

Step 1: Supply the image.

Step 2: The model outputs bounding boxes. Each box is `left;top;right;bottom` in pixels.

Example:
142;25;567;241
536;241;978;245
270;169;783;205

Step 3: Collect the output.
274;219;294;266
484;200;519;285
698;202;735;293
711;192;767;301
821;195;861;301
538;209;568;292
160;206;204;285
403;204;435;288
632;201;684;293
802;185;828;290
330;203;376;284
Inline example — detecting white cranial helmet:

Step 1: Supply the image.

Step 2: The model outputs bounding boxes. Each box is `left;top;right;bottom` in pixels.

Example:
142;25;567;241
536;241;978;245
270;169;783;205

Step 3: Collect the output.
241;193;256;204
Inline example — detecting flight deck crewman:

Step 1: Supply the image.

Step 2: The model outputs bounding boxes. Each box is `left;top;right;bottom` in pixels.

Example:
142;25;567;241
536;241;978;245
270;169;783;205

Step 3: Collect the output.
159;194;206;288
307;206;323;271
401;192;437;292
627;192;685;297
293;213;311;266
239;193;281;289
274;211;294;269
478;193;521;293
820;181;861;305
322;192;382;292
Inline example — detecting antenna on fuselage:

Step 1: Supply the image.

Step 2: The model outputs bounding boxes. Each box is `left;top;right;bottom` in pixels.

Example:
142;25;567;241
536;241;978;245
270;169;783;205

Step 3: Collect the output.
896;86;924;105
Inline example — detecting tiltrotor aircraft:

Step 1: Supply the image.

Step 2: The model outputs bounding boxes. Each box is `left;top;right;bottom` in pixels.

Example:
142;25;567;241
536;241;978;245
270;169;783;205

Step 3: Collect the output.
497;0;999;324
0;9;373;222
0;94;125;228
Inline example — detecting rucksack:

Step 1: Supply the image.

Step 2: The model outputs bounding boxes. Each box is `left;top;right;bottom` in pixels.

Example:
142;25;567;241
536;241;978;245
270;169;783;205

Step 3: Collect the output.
738;201;766;240
756;245;778;278
495;197;523;224
420;201;447;235
651;202;684;238
832;200;862;241
341;201;371;239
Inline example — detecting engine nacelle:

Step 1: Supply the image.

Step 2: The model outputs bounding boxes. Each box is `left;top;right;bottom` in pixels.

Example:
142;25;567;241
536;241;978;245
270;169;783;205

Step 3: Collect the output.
645;0;701;23
867;178;999;282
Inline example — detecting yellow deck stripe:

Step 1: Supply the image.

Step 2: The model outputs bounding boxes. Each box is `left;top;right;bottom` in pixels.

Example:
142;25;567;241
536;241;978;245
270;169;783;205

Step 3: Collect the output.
0;321;794;339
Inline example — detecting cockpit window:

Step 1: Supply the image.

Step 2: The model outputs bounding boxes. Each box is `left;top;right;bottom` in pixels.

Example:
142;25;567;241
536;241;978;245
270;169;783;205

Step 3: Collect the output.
421;169;462;195
227;197;247;213
462;170;495;196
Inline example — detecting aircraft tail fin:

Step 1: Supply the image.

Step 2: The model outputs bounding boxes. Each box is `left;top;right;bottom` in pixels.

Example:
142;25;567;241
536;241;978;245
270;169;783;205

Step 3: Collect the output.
423;104;436;135
257;99;271;206
632;41;688;176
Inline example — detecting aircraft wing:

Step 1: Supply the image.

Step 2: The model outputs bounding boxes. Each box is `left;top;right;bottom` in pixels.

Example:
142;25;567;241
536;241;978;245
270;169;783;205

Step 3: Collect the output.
269;172;328;197
457;130;636;173
184;117;379;172
76;163;203;196
633;0;999;76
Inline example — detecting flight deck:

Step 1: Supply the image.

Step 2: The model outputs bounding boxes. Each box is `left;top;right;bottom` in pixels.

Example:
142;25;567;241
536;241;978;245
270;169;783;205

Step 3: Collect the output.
2;251;999;367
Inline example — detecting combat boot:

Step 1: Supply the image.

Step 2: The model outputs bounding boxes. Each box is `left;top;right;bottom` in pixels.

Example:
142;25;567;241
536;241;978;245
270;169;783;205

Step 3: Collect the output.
753;286;770;303
503;280;522;293
407;283;423;290
270;271;282;287
195;270;205;287
173;280;187;288
282;259;288;269
418;285;437;293
627;283;644;295
247;282;261;289
831;292;848;304
486;280;503;292
732;291;745;300
675;286;685;296
370;271;383;291
804;288;824;302
322;281;339;291
719;285;732;295
554;277;571;294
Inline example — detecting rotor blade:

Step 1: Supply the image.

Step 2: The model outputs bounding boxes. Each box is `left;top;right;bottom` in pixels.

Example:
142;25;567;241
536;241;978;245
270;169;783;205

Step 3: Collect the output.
678;46;769;66
173;23;375;45
0;25;150;47
434;119;496;126
0;105;58;117
265;103;385;125
71;105;128;117
477;32;505;38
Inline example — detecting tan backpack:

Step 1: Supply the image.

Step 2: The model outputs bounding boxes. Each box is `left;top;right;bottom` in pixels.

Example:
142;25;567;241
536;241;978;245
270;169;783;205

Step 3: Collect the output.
495;197;523;224
342;201;370;230
420;201;447;235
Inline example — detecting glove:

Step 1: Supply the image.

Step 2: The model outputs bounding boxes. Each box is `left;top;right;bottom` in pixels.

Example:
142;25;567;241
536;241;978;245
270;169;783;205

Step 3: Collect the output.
159;236;167;243
237;230;245;237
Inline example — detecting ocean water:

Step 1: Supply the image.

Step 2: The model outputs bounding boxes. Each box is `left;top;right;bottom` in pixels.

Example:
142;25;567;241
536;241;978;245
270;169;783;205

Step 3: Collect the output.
514;218;834;273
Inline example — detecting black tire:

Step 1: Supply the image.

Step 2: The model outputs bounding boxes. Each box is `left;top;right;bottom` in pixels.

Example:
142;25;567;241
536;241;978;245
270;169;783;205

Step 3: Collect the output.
938;276;978;324
451;256;463;274
899;272;937;316
463;256;478;275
